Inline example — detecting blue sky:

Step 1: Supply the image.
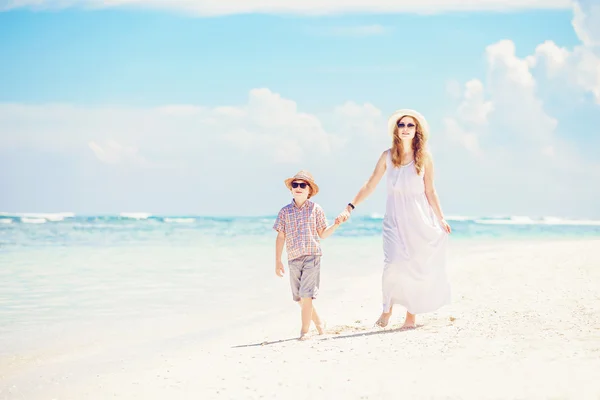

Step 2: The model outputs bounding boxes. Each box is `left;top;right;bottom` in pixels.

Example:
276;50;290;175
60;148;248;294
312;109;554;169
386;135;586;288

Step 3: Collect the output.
1;0;599;218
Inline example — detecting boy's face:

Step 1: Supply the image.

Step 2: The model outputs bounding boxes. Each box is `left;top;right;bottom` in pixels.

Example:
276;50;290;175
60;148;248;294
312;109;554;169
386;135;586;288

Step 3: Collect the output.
290;180;311;201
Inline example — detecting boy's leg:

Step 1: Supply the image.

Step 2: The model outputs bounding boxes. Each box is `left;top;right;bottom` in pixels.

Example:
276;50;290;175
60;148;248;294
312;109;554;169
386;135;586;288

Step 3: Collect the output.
288;258;302;302
300;297;313;336
310;304;325;334
296;301;323;331
298;255;322;339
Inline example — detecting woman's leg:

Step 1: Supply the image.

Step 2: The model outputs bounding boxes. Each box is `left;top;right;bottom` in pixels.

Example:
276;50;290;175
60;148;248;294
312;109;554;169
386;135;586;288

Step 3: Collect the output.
402;311;416;329
375;305;393;327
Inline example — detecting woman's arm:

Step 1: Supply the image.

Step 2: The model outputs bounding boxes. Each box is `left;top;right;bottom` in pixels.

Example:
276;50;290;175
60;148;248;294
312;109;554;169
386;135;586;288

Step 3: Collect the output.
337;150;388;222
424;152;451;233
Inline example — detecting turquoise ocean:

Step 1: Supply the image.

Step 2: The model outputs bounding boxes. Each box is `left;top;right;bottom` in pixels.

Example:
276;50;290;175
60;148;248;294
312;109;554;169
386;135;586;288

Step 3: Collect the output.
1;211;599;362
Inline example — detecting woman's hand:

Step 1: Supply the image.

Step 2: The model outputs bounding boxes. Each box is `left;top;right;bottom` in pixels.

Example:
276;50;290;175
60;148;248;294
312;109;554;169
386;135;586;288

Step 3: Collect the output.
440;219;451;234
336;209;351;224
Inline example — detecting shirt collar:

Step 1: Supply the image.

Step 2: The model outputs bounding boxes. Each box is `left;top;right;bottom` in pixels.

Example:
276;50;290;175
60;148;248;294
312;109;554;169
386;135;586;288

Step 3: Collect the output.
292;199;310;209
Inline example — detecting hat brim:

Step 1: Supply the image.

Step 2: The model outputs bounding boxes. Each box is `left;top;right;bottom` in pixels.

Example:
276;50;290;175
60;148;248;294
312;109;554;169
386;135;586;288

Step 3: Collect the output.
284;177;320;197
388;109;430;140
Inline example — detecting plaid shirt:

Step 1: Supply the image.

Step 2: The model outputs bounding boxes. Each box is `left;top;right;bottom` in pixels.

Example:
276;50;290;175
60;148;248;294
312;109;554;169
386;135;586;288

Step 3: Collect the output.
273;199;328;261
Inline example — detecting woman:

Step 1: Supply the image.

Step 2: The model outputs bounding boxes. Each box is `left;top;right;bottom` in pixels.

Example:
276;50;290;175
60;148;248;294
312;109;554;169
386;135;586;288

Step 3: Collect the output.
336;109;451;329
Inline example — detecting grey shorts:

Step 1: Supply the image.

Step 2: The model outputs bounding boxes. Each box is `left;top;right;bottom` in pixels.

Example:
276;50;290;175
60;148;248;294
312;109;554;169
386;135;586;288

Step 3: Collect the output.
288;255;321;302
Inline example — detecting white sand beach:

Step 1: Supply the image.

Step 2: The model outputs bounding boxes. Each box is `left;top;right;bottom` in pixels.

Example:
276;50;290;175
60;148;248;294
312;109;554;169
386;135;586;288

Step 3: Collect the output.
1;238;599;400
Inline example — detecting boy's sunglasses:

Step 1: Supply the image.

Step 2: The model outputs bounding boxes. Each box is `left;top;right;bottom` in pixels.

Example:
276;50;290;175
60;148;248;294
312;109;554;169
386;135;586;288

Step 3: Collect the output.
291;182;308;189
397;122;416;128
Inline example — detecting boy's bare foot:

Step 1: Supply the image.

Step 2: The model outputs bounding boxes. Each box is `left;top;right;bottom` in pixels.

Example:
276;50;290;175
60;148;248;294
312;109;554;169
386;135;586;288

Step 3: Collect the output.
375;312;392;328
315;321;326;335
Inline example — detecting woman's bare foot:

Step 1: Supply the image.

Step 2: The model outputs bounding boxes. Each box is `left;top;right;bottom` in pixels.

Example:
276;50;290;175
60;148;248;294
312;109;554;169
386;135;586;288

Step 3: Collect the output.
401;311;416;329
375;312;392;328
299;331;310;341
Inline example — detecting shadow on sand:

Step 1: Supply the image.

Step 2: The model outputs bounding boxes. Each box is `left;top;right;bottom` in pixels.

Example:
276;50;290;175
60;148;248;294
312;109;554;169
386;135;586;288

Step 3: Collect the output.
232;324;423;348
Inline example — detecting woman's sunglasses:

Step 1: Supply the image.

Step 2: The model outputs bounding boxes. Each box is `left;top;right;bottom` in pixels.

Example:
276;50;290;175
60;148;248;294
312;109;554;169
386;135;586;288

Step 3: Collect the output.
291;181;308;189
397;122;416;128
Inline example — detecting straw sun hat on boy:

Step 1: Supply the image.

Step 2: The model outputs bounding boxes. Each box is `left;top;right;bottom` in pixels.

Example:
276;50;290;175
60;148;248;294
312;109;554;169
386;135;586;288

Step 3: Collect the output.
284;170;320;197
387;109;430;141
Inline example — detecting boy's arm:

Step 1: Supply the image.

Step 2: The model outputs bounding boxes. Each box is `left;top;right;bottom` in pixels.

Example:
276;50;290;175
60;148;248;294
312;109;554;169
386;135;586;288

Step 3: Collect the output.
318;221;340;239
316;205;339;239
275;230;286;277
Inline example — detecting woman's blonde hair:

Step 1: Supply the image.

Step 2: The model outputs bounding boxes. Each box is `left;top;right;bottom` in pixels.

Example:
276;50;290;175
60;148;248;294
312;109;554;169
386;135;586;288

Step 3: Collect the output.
391;115;427;175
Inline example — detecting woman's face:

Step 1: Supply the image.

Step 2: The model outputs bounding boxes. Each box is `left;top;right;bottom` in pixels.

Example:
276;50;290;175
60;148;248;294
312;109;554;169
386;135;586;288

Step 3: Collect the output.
396;116;417;140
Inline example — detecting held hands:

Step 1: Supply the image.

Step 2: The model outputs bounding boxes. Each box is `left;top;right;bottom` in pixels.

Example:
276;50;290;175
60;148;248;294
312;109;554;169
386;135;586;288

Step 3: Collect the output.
275;260;285;277
335;209;351;225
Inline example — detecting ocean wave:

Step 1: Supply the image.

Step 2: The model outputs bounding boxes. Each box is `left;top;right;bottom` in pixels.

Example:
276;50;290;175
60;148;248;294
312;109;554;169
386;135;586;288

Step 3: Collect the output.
21;217;47;224
445;215;476;222
475;216;536;225
0;212;75;222
119;212;152;220
540;217;600;226
0;213;598;228
163;218;196;224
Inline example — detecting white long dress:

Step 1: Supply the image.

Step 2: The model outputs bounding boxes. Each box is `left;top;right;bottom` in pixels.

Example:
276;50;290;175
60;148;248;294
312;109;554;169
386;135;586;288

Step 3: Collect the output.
381;149;451;314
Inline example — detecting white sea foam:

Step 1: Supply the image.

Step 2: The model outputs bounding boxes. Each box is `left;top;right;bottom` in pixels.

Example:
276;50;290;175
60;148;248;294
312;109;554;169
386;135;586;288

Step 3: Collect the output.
120;212;152;220
164;218;196;224
541;217;600;226
0;219;13;224
0;212;74;222
21;217;47;224
446;215;475;221
27;212;75;222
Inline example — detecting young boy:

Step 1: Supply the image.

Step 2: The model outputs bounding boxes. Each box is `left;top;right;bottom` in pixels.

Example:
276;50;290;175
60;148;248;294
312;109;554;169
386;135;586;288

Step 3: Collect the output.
273;170;340;341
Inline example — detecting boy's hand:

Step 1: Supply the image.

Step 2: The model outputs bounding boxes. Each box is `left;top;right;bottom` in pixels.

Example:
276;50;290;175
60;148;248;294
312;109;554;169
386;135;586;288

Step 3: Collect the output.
275;261;285;277
337;209;351;224
334;215;346;225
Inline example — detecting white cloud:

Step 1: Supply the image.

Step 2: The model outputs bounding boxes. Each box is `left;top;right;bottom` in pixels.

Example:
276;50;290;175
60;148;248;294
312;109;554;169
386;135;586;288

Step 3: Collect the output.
0;91;388;216
442;117;484;158
447;39;561;157
88;140;151;166
329;101;387;150
572;0;600;47
530;3;600;106
0;88;340;166
532;44;600;104
439;1;600;218
334;101;381;119
522;1;600;105
485;40;559;145
0;0;571;15
457;79;494;125
487;40;536;89
443;79;492;157
527;40;570;76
